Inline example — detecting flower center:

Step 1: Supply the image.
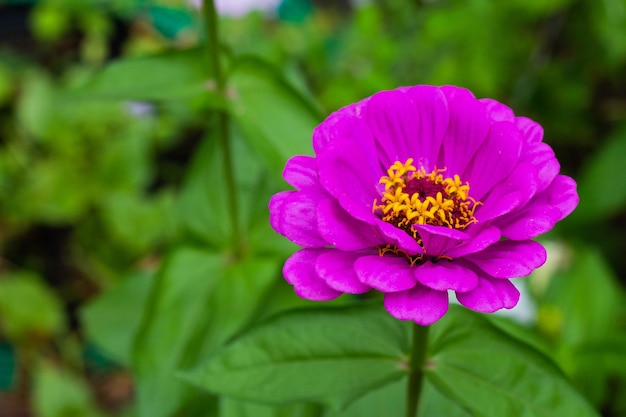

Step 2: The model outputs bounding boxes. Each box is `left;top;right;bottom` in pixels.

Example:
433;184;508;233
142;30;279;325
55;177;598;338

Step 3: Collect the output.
373;158;480;247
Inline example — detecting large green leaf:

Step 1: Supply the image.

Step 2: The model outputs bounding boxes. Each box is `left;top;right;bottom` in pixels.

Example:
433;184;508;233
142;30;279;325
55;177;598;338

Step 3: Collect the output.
325;378;471;417
132;247;279;417
80;271;154;365
426;306;600;417
220;397;323;417
177;136;233;248
228;56;321;178
178;128;294;255
184;303;409;409
80;48;217;101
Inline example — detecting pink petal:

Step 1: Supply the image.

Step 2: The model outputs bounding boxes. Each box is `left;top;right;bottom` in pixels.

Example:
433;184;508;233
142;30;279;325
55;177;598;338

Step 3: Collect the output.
268;191;289;234
354;255;416;292
445;226;501;258
465;240;547;278
476;162;537;222
439;86;491;175
496;207;559;241
515;117;544;143
315;250;372;294
414;224;469;256
283;249;342;301
479;98;515;122
376;221;424;255
456;277;520;312
496;175;578;240
364;89;415;164
413;260;479;293
462;121;522;200
312;99;370;154
403;85;450;171
283;155;319;190
365;86;449;171
317;138;381;224
272;190;328;248
317;199;383;251
384;285;449;325
521;142;560;193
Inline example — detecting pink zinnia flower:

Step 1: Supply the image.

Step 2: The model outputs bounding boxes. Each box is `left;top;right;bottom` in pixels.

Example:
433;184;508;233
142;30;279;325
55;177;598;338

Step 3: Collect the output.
269;85;578;325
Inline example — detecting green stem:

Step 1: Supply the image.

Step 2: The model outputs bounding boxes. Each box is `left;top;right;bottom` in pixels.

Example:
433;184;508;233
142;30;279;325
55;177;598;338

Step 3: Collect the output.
202;0;242;257
406;323;429;417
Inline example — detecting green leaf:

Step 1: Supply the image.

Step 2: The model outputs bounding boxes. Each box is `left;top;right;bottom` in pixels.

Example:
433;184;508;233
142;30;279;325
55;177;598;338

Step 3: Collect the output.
33;361;104;417
325;377;472;417
574;124;626;220
80;49;217;101
539;245;622;345
132;248;279;417
426;306;600;417
571;336;626;406
220;397;323;417
184;303;409;409
0;272;65;343
80;271;154;365
229;56;321;178
101;191;176;255
177;136;234;247
178;128;289;252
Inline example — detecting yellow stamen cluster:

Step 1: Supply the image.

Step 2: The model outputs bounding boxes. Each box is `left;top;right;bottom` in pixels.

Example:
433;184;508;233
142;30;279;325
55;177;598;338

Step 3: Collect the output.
373;158;480;241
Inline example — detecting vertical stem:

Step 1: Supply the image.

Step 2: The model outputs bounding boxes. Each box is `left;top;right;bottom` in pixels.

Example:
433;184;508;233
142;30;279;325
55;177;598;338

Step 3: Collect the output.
406;323;429;417
202;0;242;257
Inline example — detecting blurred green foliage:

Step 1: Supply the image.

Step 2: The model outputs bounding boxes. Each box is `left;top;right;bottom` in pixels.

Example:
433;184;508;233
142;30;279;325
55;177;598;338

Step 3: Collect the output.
0;0;625;416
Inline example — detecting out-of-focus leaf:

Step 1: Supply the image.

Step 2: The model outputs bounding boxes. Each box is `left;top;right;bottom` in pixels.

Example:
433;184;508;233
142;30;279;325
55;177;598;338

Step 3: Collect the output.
16;70;54;139
178;136;233;248
229;56;320;178
426;306;600;417
0;273;65;343
10;158;92;224
179;128;285;252
575;125;626;220
220;397;322;417
30;3;71;42
33;361;104;417
0;62;13;105
101;191;176;255
184;303;409;409
81;271;154;365
81;49;218;101
132;248;279;417
592;0;626;66
571;336;626;406
539;245;621;345
485;314;552;359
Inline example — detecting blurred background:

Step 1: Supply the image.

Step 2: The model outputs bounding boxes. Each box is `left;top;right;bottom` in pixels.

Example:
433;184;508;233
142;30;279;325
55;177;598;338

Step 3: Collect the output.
0;0;625;416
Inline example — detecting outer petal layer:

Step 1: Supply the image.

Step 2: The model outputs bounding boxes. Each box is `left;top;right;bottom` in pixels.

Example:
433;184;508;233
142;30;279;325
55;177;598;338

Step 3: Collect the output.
269;190;327;248
283;249;341;301
354;255;416;292
466;240;547;278
413;261;478;293
315;250;371;294
317;199;383;250
456;277;520;313
384;285;449;325
283;155;319;190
